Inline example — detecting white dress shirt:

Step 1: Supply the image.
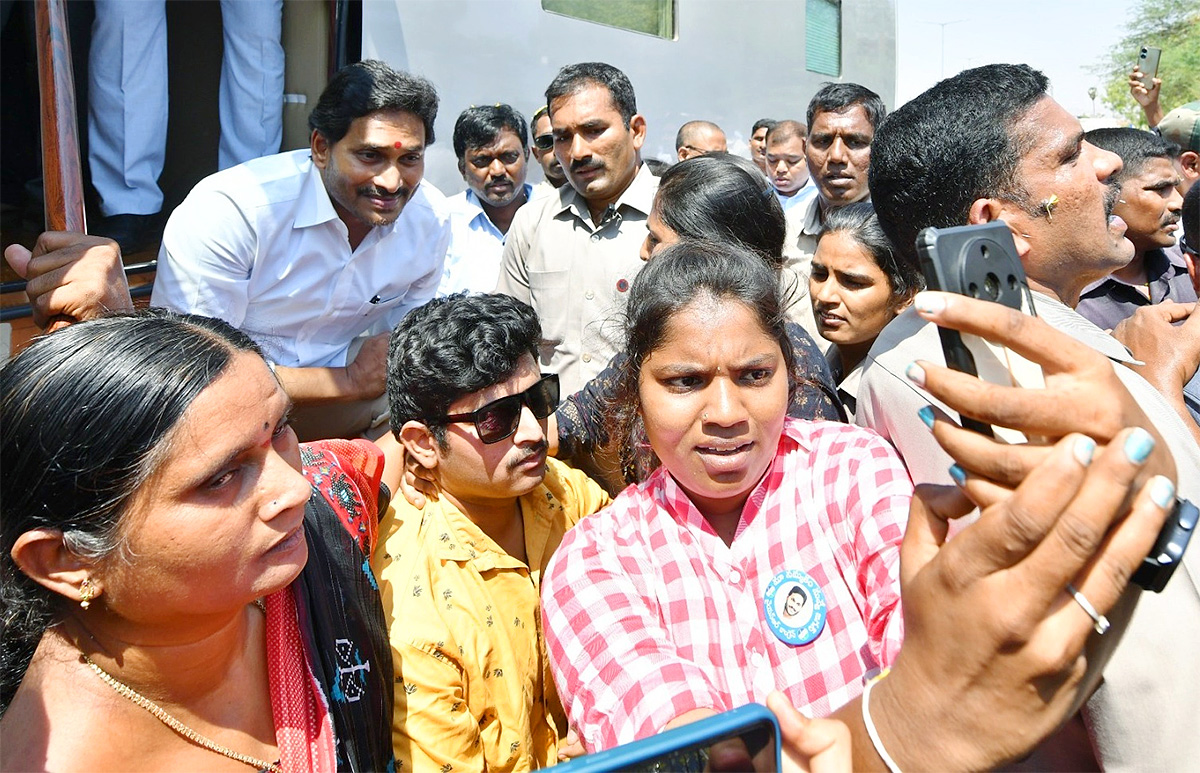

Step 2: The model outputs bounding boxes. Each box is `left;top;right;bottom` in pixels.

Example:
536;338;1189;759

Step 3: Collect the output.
437;185;532;297
152;149;451;368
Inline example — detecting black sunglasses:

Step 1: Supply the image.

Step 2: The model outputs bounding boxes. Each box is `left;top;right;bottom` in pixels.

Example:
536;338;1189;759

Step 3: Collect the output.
533;133;555;150
434;374;560;444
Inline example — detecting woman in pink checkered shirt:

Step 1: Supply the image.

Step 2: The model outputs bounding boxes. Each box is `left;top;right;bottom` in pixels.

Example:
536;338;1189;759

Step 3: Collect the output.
542;239;912;753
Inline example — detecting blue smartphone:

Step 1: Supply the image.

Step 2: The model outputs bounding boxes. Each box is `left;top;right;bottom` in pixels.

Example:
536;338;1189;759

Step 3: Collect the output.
555;703;781;773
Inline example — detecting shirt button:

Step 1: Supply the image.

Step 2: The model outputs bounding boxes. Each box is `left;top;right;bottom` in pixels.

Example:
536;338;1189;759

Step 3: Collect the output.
582;353;592;363
585;290;595;300
751;652;765;668
728;569;741;584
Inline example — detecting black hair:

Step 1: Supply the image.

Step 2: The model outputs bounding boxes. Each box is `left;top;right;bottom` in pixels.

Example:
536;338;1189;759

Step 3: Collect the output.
752;118;778;134
869;63;1049;265
818;202;923;301
765;120;807;146
452;104;529;160
1084;127;1178;183
531;105;550;125
611;240;795;482
655;153;785;269
786;585;808;603
1183;183;1199;257
308;59;439;146
1;311;262;713
675;120;724;152
644;158;671;177
545;62;637;127
806;82;886;132
387;293;542;448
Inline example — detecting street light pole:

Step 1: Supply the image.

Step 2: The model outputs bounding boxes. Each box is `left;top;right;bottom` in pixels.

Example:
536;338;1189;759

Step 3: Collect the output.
918;19;969;79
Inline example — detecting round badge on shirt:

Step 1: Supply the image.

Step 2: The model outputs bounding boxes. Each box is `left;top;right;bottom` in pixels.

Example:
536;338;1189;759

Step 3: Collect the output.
763;569;827;645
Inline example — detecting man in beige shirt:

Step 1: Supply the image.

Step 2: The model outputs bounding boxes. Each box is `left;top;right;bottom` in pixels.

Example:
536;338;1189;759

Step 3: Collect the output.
784;82;885;264
496;62;658;395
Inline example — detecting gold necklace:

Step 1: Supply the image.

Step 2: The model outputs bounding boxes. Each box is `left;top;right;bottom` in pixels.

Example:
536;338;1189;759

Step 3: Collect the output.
77;616;282;773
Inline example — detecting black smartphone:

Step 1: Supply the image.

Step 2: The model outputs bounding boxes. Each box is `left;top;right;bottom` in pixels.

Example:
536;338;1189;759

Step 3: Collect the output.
917;222;1193;594
915;221;1045;439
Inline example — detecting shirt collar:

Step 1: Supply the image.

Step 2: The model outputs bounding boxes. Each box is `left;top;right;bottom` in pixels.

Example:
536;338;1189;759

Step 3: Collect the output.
426;483;558;572
1079;246;1189;298
295;155;342;229
1032;290;1138;364
464;184;534;227
554;162;657;223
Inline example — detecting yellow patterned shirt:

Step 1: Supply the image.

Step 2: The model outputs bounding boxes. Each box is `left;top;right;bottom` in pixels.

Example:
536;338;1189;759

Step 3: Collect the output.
372;458;610;773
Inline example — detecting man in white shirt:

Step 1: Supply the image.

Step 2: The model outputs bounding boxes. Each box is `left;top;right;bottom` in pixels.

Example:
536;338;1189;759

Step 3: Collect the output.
496;62;657;395
152;60;451;440
764;119;816;216
438;105;534;296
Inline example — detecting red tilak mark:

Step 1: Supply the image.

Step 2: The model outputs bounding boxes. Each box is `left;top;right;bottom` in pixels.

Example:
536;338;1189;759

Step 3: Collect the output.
394;142;404;149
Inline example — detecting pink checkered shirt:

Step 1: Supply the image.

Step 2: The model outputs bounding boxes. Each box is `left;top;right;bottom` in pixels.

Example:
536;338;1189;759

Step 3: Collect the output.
542;419;911;752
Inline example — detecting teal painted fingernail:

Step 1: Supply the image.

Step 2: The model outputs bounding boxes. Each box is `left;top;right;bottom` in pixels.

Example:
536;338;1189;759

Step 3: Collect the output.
948;464;967;486
913;291;946;315
918;405;935;429
1123;428;1155;464
1072;436;1096;467
906;362;926;387
1149;476;1175;509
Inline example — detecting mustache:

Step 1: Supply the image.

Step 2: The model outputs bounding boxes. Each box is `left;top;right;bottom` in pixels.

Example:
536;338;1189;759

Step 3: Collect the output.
507;440;548;472
570;159;604;174
486;177;513;188
357;185;407;200
1103;181;1121;218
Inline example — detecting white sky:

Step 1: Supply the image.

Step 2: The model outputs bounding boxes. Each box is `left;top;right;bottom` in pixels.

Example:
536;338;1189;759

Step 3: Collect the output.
895;0;1132;116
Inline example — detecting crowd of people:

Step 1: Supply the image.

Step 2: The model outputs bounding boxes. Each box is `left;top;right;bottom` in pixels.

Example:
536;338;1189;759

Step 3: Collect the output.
1;52;1198;773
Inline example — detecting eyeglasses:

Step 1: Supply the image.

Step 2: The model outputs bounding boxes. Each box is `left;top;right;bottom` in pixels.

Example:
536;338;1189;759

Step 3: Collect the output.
533;133;555;150
434;374;560;444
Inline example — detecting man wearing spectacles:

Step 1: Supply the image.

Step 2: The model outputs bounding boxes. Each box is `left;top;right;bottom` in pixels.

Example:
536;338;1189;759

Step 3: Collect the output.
530;105;568;198
675;120;727;162
439;105;534;296
372;292;610;772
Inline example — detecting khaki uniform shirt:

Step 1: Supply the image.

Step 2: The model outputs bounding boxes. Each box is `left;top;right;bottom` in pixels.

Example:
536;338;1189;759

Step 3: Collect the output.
372;458;611;773
496;164;658;394
781;192;828;352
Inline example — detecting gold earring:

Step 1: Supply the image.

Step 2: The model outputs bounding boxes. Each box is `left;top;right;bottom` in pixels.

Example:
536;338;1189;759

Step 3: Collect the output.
79;578;96;610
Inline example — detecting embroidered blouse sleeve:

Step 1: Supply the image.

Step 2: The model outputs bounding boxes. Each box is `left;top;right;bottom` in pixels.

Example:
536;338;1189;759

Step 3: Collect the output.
300;439;386;554
554;352;624;462
787;322;847;423
541;499;728;752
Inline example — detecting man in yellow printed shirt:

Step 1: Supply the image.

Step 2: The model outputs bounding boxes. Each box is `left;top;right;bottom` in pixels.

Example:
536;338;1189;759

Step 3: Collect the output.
373;293;610;772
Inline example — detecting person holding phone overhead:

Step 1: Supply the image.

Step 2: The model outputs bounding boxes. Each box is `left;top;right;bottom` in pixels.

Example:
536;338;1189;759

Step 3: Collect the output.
860;62;1200;769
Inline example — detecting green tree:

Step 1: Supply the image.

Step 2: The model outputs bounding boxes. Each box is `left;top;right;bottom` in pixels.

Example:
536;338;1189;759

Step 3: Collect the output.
1096;0;1199;126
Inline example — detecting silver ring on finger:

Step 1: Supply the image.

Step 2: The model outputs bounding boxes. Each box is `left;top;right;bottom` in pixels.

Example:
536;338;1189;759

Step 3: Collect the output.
1066;582;1110;635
